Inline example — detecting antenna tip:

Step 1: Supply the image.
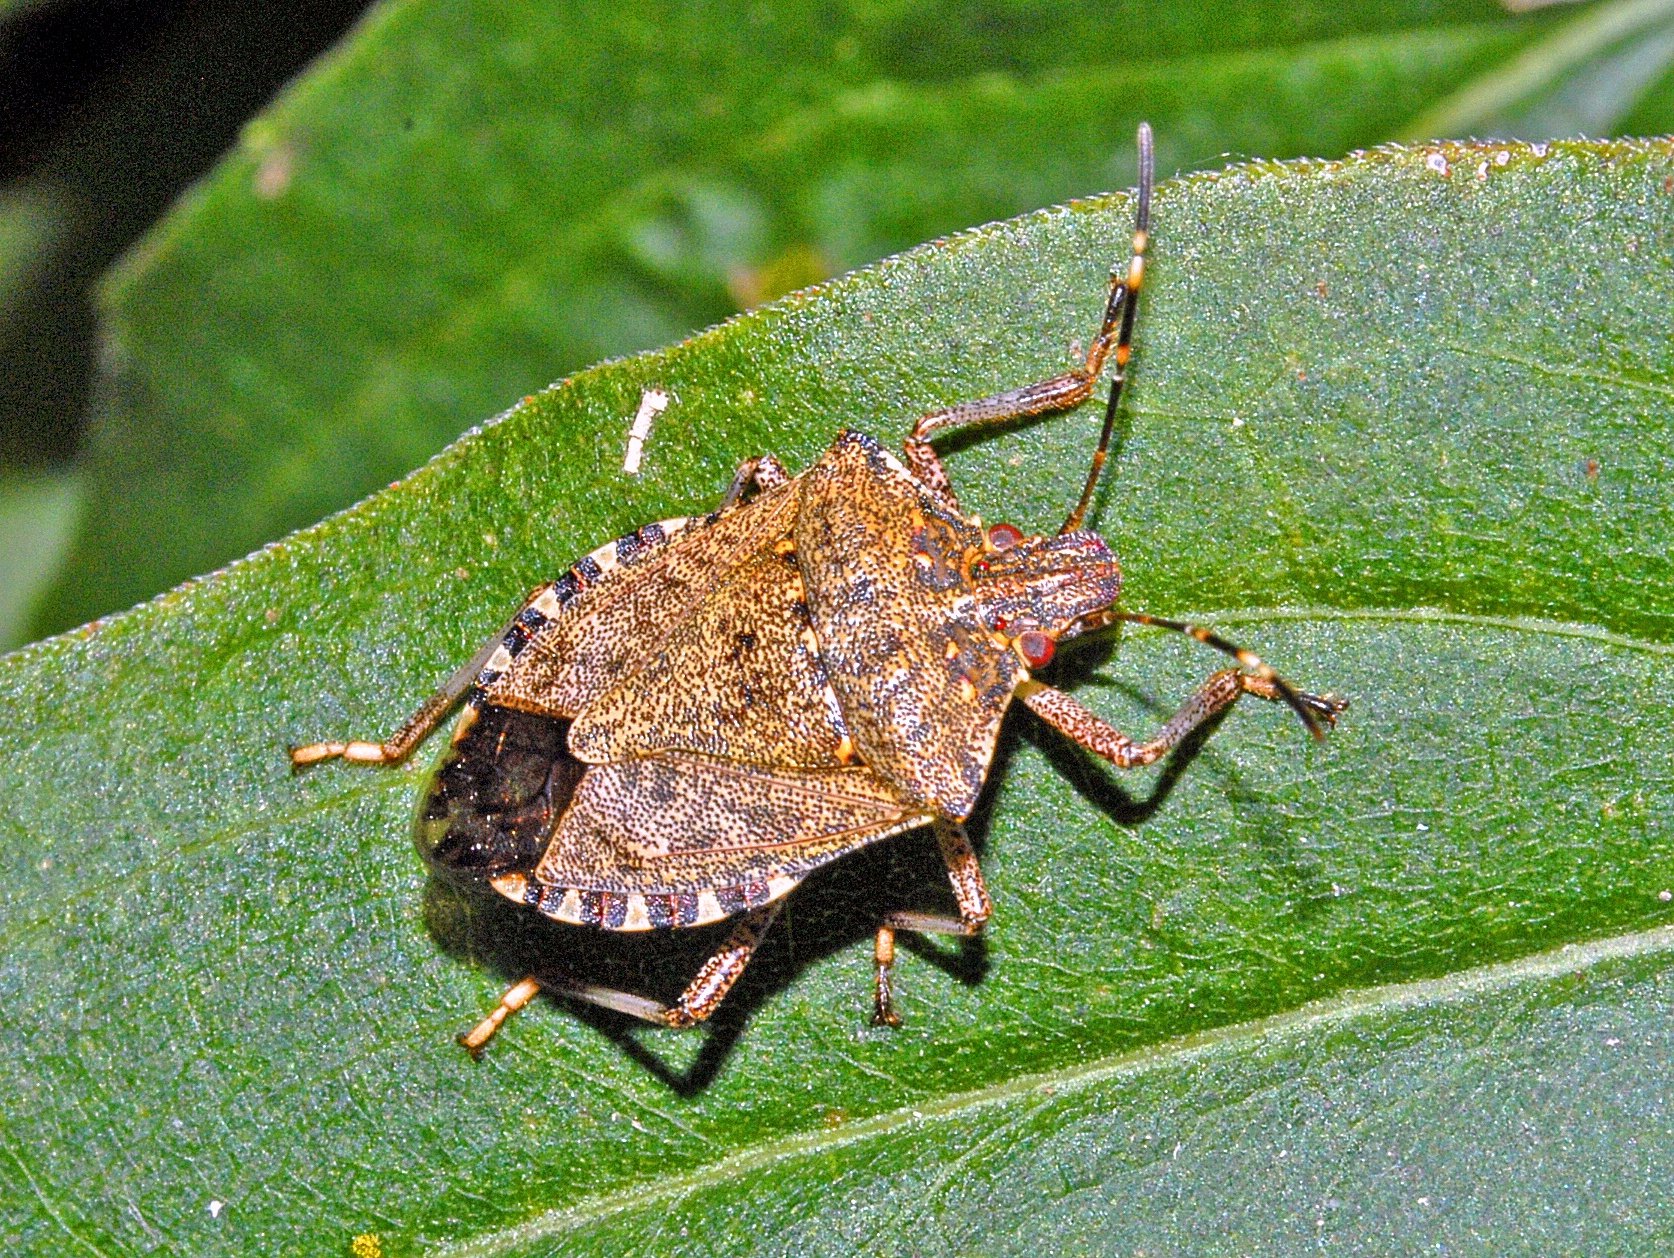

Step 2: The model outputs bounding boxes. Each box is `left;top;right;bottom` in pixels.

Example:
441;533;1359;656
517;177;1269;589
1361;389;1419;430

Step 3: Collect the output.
1132;123;1155;235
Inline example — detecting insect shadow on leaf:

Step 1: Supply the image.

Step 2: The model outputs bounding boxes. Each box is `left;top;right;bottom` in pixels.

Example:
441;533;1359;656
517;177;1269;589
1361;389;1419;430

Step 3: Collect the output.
422;822;974;1090
1023;626;1243;828
291;123;1346;1056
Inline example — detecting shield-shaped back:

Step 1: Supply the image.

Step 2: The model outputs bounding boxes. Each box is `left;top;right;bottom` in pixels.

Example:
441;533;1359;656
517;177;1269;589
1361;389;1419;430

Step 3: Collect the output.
796;430;1023;819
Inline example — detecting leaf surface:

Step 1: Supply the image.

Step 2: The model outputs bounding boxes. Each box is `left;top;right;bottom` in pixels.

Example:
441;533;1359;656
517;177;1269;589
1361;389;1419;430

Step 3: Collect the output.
2;138;1672;1254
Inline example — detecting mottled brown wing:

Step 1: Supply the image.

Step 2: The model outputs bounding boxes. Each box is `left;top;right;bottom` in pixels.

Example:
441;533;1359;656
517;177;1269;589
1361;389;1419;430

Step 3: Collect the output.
796;430;1024;819
567;542;849;769
487;754;930;930
482;479;801;718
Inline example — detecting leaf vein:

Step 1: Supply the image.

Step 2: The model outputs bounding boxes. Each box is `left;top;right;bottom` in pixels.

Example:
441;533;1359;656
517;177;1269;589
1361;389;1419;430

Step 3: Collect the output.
431;924;1674;1257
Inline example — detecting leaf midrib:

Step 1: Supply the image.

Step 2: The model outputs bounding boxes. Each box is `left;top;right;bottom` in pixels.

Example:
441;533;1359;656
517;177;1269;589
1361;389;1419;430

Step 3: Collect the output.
4;604;1665;950
436;921;1674;1257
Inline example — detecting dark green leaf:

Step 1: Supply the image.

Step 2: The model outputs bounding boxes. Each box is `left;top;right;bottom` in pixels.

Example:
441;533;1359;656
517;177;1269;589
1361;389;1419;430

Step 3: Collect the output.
3;137;1671;1253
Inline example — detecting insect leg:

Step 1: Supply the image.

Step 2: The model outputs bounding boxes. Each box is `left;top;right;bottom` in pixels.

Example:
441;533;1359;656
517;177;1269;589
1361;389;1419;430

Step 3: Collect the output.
665;904;782;1027
719;454;790;511
872;821;992;1026
289;620;508;767
288;584;560;768
459;976;543;1057
903;123;1153;512
1070;609;1348;739
460;972;678;1054
1017;668;1344;770
870;926;903;1028
456;905;783;1052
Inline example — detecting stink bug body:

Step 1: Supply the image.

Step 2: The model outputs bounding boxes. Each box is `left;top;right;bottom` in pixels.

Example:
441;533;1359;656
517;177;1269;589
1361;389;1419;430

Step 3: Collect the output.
292;125;1346;1049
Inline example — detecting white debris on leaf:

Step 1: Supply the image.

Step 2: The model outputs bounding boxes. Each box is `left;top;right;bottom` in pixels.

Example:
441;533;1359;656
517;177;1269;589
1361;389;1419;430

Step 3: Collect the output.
623;387;672;475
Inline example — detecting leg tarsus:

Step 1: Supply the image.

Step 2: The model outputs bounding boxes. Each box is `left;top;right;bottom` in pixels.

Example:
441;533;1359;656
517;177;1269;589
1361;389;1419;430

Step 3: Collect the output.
460;975;543;1058
1239;673;1349;726
289;585;549;769
1065;609;1348;739
289;669;475;769
871;821;991;1027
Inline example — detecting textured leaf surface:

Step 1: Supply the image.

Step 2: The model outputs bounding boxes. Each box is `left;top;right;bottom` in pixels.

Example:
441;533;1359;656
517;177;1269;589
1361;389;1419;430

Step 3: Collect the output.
3;136;1671;1254
47;0;1663;636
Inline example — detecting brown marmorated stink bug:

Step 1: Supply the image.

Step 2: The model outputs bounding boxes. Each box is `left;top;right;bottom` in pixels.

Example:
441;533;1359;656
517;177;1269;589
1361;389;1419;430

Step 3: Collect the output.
291;125;1346;1052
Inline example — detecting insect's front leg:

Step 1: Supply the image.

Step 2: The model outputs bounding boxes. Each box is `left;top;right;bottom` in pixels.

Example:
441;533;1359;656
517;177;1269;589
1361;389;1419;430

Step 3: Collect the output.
872;821;992;1027
903;184;1150;508
718;454;790;512
902;296;1125;509
1017;673;1345;770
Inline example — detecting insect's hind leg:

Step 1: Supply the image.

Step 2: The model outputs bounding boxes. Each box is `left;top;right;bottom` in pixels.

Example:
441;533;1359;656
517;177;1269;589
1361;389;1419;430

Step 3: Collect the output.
289;625;505;768
872;821;992;1027
288;584;558;768
459;906;783;1053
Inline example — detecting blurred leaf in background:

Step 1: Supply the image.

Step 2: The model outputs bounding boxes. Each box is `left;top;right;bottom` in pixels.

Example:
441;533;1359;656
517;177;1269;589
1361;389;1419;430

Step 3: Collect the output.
0;0;378;644
1;0;1672;641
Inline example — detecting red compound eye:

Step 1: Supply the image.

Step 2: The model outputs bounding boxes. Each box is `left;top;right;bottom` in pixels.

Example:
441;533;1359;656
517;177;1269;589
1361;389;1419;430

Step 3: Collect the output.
1017;631;1055;668
987;522;1024;550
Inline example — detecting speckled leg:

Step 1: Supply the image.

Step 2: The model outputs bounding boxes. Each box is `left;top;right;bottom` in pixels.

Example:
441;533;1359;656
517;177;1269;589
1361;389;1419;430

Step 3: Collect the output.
1018;668;1345;770
872;821;992;1026
458;906;783;1053
903;125;1153;525
288;597;537;768
1063;609;1349;740
664;905;782;1027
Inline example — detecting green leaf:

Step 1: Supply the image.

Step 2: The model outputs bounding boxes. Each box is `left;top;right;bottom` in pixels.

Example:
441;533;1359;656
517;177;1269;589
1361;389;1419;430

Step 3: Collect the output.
466;929;1674;1255
3;136;1671;1254
1405;0;1674;139
37;0;1593;638
0;468;79;651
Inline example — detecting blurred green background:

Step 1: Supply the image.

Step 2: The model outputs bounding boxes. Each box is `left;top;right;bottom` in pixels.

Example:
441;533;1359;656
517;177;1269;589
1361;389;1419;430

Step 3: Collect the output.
2;0;1673;650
